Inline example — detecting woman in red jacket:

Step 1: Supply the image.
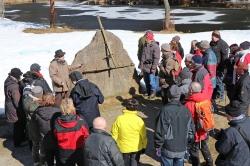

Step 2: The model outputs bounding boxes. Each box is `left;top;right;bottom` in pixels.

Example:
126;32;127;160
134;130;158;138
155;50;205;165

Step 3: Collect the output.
54;98;89;166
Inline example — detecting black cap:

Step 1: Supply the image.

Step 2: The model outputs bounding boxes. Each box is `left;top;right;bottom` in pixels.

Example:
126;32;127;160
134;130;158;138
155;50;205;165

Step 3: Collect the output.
55;49;65;58
225;100;245;117
9;68;23;80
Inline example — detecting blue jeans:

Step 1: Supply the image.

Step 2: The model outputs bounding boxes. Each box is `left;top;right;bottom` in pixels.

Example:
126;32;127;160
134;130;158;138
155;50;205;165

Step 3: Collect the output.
143;72;158;95
161;155;184;166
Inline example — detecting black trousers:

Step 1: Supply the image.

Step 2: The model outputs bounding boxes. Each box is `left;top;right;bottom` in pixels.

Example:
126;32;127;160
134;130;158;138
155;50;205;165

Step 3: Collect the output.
123;152;141;166
189;139;213;166
13;112;26;146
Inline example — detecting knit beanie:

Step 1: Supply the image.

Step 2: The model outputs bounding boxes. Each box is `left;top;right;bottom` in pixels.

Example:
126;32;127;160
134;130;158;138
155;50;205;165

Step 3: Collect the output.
199;40;210;50
30;63;41;72
161;43;171;52
146;31;154;41
172;35;180;42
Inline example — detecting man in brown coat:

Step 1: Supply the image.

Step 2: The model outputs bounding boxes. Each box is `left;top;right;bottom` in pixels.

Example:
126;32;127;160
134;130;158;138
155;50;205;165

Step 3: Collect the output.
4;68;26;147
49;49;82;106
158;43;180;103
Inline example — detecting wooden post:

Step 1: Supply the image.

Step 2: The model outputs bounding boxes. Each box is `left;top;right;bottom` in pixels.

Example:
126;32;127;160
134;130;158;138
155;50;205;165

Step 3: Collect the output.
97;15;118;68
50;0;56;28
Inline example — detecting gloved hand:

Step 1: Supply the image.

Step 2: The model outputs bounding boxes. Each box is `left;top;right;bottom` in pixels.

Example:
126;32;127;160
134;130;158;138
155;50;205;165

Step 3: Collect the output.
156;148;161;157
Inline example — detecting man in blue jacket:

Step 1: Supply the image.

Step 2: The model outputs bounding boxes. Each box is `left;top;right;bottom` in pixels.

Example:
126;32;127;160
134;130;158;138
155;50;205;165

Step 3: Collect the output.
69;71;104;129
215;100;250;166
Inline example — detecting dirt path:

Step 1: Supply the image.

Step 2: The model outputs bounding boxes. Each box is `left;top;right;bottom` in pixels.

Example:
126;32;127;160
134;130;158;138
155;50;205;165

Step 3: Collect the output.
0;96;228;166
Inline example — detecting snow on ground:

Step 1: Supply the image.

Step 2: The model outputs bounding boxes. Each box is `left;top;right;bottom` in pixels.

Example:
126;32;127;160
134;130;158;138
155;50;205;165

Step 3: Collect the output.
0;18;250;114
44;1;225;24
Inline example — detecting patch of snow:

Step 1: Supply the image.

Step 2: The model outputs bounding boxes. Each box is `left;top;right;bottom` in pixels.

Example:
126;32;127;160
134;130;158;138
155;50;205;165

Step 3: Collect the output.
0;18;250;111
43;1;225;24
4;10;21;13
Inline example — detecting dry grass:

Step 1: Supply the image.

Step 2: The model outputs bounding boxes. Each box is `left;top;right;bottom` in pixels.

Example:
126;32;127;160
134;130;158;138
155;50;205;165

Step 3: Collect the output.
23;27;78;34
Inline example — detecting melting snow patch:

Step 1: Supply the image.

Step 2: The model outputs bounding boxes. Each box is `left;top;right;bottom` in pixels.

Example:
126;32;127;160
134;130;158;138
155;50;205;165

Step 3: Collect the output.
46;1;225;24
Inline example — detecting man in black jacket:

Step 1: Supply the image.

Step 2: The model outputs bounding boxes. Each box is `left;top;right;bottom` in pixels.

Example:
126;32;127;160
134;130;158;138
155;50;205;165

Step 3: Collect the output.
155;85;195;166
84;117;125;166
210;30;229;100
215;100;250;166
69;71;104;129
20;63;52;95
232;62;250;115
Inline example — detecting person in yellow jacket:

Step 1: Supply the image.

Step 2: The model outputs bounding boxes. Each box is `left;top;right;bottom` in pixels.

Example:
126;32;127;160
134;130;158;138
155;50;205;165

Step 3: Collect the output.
111;98;147;166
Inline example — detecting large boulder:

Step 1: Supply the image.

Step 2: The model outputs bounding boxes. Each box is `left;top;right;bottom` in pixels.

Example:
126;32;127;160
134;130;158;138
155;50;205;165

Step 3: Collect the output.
72;30;138;98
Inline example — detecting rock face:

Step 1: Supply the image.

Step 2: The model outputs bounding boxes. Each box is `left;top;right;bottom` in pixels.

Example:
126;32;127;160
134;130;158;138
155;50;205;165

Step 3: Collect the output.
72;30;138;98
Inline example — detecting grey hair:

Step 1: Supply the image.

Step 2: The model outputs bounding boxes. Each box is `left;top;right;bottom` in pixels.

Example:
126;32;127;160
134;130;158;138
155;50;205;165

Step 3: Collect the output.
185;54;194;62
190;82;202;93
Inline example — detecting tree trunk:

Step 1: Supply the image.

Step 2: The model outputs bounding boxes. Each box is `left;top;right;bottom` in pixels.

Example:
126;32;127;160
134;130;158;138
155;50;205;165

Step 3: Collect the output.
163;0;171;30
50;0;56;28
0;0;4;18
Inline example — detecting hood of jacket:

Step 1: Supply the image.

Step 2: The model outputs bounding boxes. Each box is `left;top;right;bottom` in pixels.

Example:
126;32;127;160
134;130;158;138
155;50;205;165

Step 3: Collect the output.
57;114;79;129
229;116;247;127
237;49;250;59
73;79;94;99
36;106;60;121
186;92;208;103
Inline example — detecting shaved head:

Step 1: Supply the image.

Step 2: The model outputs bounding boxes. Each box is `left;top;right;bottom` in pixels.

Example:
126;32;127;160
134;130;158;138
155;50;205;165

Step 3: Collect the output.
93;117;107;130
190;82;202;93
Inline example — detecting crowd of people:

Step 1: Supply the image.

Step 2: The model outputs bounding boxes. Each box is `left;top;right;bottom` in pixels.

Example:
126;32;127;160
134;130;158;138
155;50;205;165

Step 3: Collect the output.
138;30;250;166
3;30;250;166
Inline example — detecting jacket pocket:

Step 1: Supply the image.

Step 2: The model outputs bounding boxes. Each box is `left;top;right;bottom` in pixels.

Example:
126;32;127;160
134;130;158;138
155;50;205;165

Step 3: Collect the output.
164;121;173;140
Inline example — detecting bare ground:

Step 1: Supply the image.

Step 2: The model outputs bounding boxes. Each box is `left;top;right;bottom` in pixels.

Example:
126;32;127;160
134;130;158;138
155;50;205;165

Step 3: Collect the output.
0;95;229;166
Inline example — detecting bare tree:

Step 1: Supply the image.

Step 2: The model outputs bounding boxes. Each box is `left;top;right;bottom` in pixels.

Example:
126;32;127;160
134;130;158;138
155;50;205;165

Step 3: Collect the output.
163;0;174;30
50;0;56;28
0;0;4;18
